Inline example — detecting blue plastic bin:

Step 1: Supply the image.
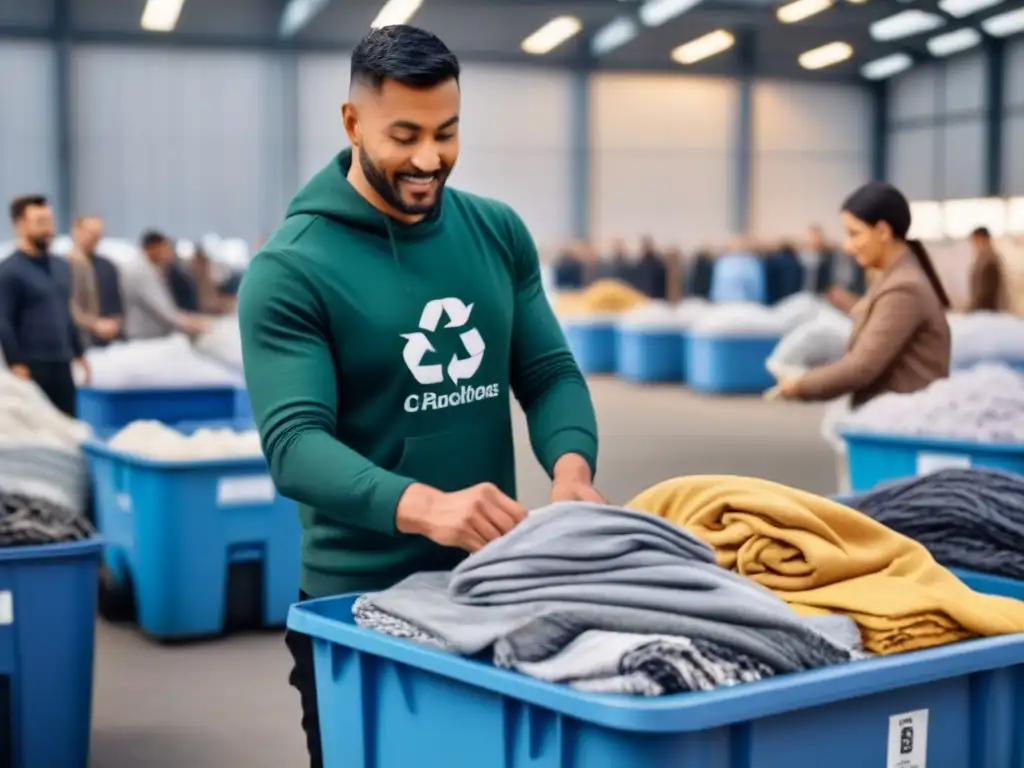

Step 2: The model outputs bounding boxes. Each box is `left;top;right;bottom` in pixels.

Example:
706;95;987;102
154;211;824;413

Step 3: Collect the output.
0;539;102;767
77;385;239;431
686;333;779;394
563;317;617;375
234;388;253;423
82;421;301;640
289;592;1024;768
615;326;685;383
841;430;1024;492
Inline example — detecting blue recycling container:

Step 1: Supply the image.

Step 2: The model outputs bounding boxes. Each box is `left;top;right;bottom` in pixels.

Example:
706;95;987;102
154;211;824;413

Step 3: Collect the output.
840;430;1024;492
954;356;1024;372
686;333;779;394
289;592;1024;768
562;317;617;375
615;325;685;383
0;538;102;767
82;421;301;640
76;385;239;431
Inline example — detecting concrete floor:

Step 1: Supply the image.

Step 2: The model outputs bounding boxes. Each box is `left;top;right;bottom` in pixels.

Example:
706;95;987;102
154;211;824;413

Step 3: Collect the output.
88;378;834;768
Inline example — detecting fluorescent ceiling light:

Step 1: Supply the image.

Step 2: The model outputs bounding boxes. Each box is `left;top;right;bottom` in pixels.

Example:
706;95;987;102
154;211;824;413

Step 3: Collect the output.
870;9;945;41
521;15;582;55
140;0;185;32
777;0;833;23
799;41;853;69
279;0;330;36
640;0;703;27
943;198;1007;238
938;0;1002;17
671;29;735;64
926;26;981;56
981;6;1024;35
371;0;423;28
591;16;639;55
861;52;913;79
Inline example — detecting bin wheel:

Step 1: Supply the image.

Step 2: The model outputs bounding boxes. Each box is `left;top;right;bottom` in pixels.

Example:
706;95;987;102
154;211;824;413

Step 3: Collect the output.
98;563;136;623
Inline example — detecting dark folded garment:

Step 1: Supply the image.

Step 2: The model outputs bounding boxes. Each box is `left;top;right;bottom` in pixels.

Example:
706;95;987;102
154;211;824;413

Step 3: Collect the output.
0;493;96;546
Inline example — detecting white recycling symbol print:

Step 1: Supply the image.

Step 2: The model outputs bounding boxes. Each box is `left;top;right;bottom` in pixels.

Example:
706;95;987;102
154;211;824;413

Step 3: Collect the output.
401;297;485;385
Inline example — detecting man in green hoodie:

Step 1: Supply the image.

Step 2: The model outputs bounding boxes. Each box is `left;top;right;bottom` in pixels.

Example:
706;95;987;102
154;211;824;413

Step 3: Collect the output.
238;24;601;767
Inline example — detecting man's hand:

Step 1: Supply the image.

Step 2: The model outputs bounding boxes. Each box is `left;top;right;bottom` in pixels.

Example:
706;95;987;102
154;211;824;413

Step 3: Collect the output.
777;378;802;399
549;453;604;504
93;317;121;341
74;357;91;386
396;482;527;552
183;314;212;337
9;364;30;381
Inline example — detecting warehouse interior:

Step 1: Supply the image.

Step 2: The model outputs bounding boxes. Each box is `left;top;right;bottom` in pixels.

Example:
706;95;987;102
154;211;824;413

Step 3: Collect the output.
2;0;1024;766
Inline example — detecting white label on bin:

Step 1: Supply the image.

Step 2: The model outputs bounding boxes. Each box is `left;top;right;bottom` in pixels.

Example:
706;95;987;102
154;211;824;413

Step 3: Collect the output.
116;493;131;513
916;452;971;476
0;592;13;625
887;708;928;768
217;475;276;506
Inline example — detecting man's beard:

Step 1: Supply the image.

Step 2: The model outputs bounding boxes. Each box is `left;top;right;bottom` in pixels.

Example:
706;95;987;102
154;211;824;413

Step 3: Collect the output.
359;147;448;217
31;236;52;252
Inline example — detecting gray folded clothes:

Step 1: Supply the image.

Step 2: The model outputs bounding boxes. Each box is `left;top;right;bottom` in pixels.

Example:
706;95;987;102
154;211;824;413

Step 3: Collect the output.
507;630;776;696
0;444;89;517
366;503;858;673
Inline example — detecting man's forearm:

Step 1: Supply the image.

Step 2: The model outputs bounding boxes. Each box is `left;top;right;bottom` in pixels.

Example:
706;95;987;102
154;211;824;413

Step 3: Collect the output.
552;453;593;484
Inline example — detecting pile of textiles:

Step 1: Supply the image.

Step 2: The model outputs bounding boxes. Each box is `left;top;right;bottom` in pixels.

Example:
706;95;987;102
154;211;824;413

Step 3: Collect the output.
108;420;263;460
355;502;864;697
627;475;1024;654
551;279;648;317
0;370;95;545
843;469;1024;580
86;334;242;389
836;363;1024;442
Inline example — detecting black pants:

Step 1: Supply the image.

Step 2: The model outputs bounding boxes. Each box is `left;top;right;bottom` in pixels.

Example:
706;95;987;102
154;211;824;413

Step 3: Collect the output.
28;362;76;417
286;591;323;768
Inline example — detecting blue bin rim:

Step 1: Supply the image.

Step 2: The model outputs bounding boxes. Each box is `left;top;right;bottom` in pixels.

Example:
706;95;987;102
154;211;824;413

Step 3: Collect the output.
78;384;240;395
81;418;267;471
287;593;1024;734
0;536;103;563
839;429;1024;455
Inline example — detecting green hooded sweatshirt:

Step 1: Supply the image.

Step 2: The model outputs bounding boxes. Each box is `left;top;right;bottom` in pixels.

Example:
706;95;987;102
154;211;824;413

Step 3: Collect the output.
238;149;599;598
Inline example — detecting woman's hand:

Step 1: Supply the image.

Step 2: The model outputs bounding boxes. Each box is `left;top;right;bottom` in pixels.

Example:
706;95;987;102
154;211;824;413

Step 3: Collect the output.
778;378;802;399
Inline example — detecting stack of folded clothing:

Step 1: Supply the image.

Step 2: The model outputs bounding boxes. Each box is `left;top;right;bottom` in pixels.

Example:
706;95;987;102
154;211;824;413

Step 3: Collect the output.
842;469;1024;580
627;475;1024;654
355;503;862;696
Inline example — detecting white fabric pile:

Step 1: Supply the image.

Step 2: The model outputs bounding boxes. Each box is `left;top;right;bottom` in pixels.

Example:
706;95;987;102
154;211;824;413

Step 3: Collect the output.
689;302;788;337
86;335;242;390
0;370;92;451
836;363;1024;443
108;420;263;460
771;292;835;332
766;307;853;380
192;316;243;372
948;312;1024;366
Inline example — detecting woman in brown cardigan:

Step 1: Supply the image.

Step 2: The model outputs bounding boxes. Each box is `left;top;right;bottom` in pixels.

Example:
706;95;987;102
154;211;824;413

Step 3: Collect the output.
778;181;951;408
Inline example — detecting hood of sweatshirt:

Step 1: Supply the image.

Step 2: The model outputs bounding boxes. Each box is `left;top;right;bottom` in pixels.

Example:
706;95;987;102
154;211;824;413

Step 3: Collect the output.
285;148;445;242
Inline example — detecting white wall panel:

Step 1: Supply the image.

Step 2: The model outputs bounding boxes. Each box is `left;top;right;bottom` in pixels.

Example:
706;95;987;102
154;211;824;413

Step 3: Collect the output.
1006;114;1024;196
590;74;735;245
297;58;573;246
750;82;870;240
888;127;938;200
0;42;58;241
889;65;940;123
71;46;291;241
942;53;985;114
1007;38;1024;108
940;118;985;198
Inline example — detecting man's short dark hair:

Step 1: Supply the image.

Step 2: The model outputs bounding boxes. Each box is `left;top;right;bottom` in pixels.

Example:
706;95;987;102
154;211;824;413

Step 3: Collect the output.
140;230;170;249
350;25;460;91
9;195;47;223
971;226;991;238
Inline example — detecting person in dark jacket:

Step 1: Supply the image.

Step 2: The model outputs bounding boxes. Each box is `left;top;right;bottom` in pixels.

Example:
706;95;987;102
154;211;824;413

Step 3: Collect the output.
0;195;89;415
632;235;668;299
67;214;124;348
966;226;1004;312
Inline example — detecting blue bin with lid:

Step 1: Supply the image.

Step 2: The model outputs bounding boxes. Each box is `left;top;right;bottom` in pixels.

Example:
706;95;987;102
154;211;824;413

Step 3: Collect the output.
76;385;239;431
0;538;102;767
840;430;1024;493
289;591;1024;768
686;332;780;394
615;324;686;383
82;420;300;640
562;316;617;375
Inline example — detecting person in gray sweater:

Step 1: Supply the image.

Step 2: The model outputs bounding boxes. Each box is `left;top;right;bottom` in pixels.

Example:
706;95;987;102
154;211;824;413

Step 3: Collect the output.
121;231;210;341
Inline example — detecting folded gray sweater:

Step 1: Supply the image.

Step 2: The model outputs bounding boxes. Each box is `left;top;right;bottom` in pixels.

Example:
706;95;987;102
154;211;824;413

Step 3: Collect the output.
365;503;857;673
